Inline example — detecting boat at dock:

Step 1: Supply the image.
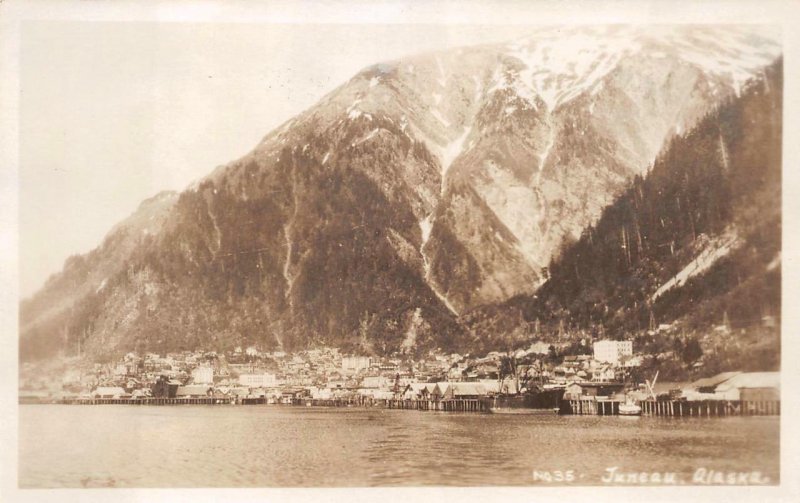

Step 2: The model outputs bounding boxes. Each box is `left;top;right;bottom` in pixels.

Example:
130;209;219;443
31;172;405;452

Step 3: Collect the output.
618;402;642;416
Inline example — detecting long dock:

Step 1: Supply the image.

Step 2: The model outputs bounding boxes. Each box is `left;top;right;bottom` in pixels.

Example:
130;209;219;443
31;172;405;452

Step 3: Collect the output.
639;399;780;417
44;396;781;417
49;396;491;412
562;398;780;416
386;398;491;412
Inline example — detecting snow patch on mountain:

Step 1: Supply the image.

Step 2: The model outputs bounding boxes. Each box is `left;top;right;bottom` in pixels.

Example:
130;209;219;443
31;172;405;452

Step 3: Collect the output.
419;215;433;246
506;28;636;110
654;27;781;94
417;214;458;315
440;128;471;193
353;128;382;146
536;126;556;187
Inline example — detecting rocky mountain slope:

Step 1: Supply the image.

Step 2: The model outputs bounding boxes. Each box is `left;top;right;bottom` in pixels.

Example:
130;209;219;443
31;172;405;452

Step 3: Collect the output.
20;26;781;359
466;59;782;375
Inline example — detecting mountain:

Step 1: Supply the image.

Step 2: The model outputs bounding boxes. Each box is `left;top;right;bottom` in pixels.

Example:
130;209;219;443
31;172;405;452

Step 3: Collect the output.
20;26;781;360
466;59;782;376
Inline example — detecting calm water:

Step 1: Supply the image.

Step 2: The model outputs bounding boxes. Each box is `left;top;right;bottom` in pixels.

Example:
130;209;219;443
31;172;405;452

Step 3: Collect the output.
19;405;779;488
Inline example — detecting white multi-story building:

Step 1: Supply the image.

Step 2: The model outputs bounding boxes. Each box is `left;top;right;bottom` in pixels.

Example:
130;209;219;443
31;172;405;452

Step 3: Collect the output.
341;356;371;373
191;366;214;384
238;373;277;388
593;340;633;366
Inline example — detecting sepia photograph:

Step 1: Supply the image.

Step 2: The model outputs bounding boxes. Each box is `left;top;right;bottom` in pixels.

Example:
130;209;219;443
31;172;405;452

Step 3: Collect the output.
1;0;798;501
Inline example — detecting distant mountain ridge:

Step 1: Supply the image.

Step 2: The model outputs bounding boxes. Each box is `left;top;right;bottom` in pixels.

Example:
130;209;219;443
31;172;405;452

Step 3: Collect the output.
20;26;782;360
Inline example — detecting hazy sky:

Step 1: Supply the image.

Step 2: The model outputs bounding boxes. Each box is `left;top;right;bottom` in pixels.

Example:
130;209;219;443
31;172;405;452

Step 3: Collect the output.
19;21;540;298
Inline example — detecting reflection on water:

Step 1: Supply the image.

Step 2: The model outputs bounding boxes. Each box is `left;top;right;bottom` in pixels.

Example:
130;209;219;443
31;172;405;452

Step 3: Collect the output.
18;405;779;487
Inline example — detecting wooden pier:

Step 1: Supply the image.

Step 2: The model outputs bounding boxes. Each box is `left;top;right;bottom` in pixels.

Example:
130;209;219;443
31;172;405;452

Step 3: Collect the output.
639;399;780;417
59;397;228;405
386;398;491;412
562;399;620;415
53;396;491;412
53;396;778;417
562;398;780;416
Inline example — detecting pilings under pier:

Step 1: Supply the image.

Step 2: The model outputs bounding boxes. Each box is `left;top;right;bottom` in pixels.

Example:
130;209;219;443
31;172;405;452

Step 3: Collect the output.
53;396;493;412
638;399;780;417
561;399;780;417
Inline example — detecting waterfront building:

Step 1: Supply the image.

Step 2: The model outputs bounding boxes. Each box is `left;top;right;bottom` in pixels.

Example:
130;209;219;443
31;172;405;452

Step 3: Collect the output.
477;379;501;395
440;382;488;400
431;382;451;400
564;381;624;399
176;385;213;398
683;371;741;399
592;340;633;366
685;371;779;401
564;382;585;400
401;382;436;399
93;386;130;399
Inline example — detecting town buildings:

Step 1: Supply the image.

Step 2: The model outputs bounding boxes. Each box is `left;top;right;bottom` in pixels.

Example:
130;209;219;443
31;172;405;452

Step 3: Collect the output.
238;373;277;388
593;340;633;366
191;366;214;384
42;337;788;410
341;356;372;373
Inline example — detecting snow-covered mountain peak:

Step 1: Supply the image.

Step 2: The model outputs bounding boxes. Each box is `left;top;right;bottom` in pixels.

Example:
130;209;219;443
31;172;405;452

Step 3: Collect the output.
498;25;780;110
502;26;640;110
643;26;781;93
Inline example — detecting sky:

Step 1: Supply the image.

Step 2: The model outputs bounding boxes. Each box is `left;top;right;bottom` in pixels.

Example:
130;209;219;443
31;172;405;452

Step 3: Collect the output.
19;21;541;298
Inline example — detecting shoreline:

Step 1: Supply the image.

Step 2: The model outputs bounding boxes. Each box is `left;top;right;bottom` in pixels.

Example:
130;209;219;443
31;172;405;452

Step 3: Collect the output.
18;397;781;418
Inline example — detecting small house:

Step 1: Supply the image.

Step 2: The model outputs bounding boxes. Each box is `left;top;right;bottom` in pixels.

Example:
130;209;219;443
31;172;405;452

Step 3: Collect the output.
431;382;451;400
591;365;616;383
402;382;436;400
439;382;488;400
564;381;624;400
280;387;308;404
564;382;585;400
